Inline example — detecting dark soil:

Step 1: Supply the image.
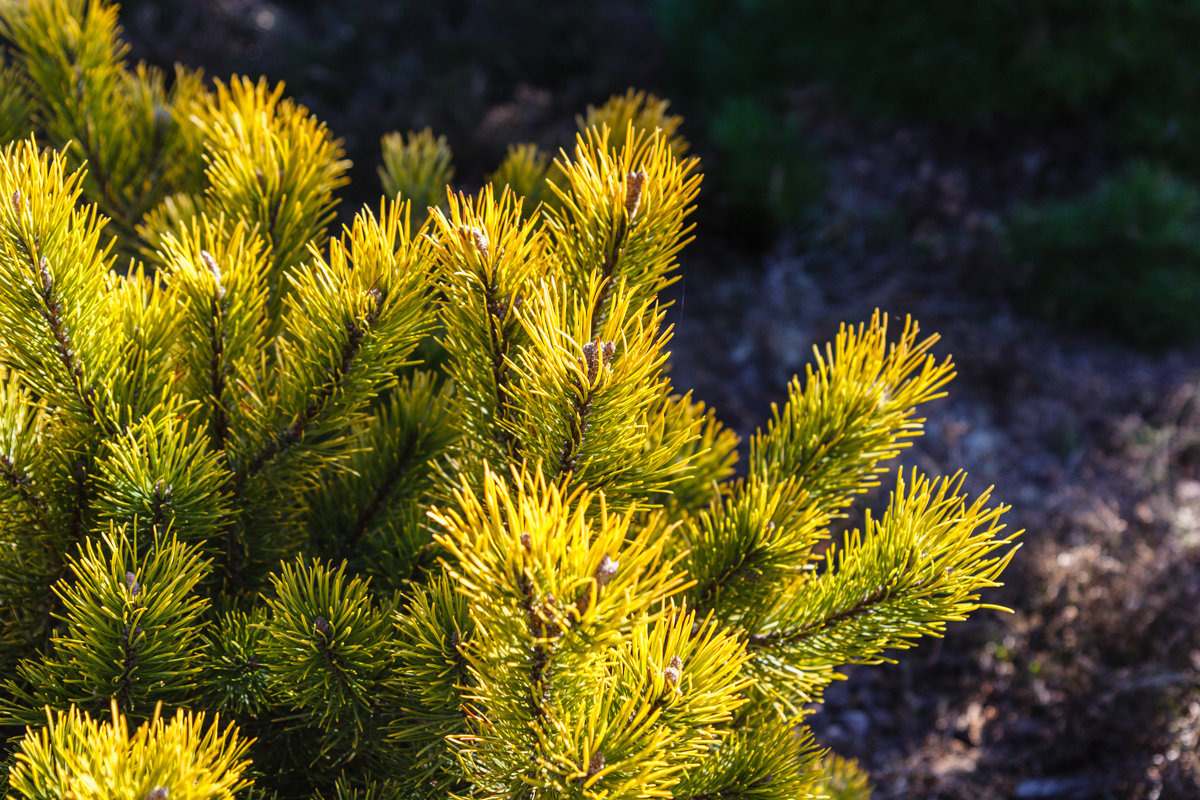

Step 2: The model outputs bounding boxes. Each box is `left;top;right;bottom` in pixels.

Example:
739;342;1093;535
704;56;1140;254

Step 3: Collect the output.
120;3;1200;797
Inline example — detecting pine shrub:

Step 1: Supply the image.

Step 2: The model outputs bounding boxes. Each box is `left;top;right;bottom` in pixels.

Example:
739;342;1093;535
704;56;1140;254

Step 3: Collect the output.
0;1;1019;798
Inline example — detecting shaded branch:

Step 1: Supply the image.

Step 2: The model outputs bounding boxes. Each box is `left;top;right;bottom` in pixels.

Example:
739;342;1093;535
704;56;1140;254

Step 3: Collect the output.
0;453;50;534
484;281;521;459
67;458;90;547
313;617;354;699
114;620;142;715
203;250;230;453
335;432;418;562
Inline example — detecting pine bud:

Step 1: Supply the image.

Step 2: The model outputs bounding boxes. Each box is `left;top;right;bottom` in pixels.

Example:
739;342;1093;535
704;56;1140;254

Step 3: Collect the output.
125;571;140;597
600;340;616;368
462;225;489;260
663;654;682;687
314;616;332;640
488;293;519;319
143;787;168;800
625;169;647;219
542;593;563;638
200;249;221;280
39;258;52;293
581;340;616;384
201;250;226;300
361;286;385;330
581;341;598;383
11;189;20;217
520;531;532;552
595;555;619;589
576;554;620;617
588;751;606;778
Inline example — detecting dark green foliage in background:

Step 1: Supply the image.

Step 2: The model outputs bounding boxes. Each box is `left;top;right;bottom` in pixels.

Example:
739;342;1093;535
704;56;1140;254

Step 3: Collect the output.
655;0;1200;141
118;0;828;244
1008;160;1200;347
116;0;663;205
656;0;1200;346
706;96;824;241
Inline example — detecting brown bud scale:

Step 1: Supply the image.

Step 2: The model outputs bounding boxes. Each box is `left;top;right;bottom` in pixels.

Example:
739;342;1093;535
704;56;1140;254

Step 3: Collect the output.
625;169;647;218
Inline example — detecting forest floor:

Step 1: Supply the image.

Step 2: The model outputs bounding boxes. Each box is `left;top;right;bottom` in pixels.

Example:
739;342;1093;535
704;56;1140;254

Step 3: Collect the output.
117;3;1200;797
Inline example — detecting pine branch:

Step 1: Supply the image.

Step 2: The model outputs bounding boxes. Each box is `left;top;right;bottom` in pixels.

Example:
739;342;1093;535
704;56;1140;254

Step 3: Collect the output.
433;188;546;474
483;277;522;458
587;169;644;341
336;432;417;563
745;585;889;651
263;560;394;736
194;76;350;302
741;471;1019;710
519;581;553;736
19;231;106;429
115;614;143;715
0;144;119;445
239;289;384;484
547;126;699;337
8;702;253;800
748;311;955;520
2;529;211;727
554;343;610;477
93;414;231;547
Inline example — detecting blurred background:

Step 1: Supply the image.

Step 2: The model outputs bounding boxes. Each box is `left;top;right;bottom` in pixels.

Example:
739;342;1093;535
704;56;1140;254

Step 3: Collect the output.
117;1;1200;796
